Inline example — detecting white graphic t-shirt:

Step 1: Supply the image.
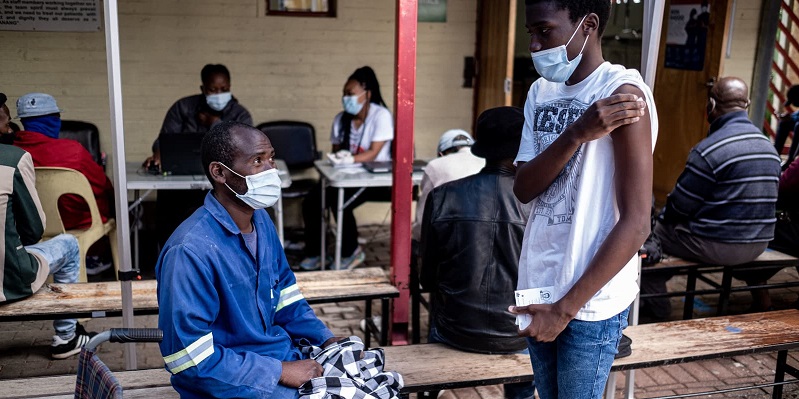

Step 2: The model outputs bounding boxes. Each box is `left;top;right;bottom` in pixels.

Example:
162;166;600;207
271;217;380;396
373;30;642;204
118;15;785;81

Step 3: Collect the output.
331;103;394;162
514;62;659;321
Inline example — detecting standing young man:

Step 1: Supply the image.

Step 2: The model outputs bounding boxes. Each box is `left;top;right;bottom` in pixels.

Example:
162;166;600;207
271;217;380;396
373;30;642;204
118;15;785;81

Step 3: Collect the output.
510;1;658;398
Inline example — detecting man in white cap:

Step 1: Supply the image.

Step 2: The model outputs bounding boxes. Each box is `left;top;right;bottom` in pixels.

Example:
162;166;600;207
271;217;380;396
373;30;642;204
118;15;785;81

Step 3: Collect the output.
411;129;485;241
11;93;115;276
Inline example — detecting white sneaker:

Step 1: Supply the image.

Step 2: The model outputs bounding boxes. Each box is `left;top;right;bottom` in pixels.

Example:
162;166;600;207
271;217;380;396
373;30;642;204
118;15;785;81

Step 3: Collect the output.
51;323;96;359
336;247;365;271
359;315;382;333
85;256;112;276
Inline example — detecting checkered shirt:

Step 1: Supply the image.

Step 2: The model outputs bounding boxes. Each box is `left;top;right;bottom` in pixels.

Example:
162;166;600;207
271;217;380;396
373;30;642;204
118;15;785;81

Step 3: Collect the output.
298;336;404;399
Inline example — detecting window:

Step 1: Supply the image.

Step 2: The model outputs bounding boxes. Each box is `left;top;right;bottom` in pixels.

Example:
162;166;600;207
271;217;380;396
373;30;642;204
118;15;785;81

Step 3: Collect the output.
266;0;336;17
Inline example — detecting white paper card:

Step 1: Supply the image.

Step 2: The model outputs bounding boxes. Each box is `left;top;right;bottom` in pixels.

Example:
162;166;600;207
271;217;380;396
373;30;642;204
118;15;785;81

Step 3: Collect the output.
514;286;555;330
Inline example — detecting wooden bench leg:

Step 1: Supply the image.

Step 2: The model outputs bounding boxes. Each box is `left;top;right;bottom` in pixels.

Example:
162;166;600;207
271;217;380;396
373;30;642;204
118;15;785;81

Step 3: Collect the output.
684;268;698;320
411;272;421;344
364;300;372;348
773;350;788;399
381;298;390;346
718;266;733;316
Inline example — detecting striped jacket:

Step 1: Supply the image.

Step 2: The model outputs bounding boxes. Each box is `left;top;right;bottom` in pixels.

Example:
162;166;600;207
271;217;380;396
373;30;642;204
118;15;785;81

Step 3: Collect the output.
0;144;48;303
664;111;781;243
156;192;334;399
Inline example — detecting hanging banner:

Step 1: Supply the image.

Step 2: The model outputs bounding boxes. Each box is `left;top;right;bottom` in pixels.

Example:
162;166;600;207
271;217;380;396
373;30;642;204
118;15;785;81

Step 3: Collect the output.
664;0;710;71
0;0;100;32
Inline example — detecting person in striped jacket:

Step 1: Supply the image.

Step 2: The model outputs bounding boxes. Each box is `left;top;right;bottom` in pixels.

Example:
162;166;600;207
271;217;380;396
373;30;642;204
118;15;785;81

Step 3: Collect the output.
641;77;782;318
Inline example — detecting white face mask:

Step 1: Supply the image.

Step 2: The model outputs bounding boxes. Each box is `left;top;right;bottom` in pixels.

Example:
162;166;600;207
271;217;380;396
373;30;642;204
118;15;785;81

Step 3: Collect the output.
342;92;365;115
531;15;589;83
206;92;232;111
220;163;281;209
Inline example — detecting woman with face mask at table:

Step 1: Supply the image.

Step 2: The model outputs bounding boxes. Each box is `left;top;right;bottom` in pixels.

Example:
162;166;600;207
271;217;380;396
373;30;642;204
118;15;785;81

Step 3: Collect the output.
299;66;394;271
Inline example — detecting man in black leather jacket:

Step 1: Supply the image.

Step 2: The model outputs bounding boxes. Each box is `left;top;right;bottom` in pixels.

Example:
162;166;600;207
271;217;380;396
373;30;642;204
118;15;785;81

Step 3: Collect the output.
420;106;534;399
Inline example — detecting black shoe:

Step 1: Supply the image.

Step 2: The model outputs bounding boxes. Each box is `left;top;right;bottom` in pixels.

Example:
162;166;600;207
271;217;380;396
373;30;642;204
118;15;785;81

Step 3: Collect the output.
50;323;97;360
615;334;632;359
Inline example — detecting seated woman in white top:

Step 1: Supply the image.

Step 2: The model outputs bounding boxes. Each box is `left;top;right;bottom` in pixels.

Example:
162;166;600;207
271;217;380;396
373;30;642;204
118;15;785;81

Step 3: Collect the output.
300;66;394;270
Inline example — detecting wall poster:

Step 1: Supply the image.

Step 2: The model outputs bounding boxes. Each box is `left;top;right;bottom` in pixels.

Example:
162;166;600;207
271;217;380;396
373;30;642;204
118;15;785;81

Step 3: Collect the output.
0;0;100;32
664;0;710;71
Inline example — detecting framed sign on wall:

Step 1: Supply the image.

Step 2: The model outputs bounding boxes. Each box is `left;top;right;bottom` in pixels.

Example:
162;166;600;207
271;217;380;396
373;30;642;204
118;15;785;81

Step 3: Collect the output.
266;0;336;17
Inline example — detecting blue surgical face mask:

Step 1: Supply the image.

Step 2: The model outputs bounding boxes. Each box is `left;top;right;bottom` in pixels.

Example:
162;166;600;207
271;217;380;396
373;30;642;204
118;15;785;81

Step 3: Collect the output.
206;92;232;112
342;92;365;115
531;15;589;83
220;163;281;209
22;115;61;139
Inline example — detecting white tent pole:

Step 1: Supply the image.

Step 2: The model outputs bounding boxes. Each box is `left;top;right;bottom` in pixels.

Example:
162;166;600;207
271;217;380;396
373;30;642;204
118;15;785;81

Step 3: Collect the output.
618;2;667;397
641;1;666;88
103;0;137;370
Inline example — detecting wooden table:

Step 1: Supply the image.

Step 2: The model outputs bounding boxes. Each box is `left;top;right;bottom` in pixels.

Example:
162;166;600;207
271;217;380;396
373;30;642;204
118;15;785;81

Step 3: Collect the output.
0;267;398;347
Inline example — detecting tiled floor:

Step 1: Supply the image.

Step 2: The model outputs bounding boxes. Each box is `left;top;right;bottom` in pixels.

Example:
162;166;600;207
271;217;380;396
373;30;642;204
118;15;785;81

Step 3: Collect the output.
1;224;798;398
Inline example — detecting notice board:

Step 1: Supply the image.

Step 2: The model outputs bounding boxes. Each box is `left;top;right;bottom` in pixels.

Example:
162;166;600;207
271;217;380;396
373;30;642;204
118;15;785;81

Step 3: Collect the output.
0;0;100;32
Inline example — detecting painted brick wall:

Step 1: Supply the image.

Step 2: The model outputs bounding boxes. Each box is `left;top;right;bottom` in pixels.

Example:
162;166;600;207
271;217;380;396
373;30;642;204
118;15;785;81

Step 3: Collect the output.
0;0;477;166
722;0;763;90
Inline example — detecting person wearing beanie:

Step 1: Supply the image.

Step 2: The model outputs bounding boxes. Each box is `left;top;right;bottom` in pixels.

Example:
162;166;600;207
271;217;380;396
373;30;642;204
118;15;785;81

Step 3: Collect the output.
11;93;116;276
420;106;534;399
411;128;484;242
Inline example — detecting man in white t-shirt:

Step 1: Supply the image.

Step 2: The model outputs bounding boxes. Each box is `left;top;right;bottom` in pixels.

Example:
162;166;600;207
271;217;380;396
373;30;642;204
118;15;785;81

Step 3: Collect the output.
509;1;658;398
411;129;484;241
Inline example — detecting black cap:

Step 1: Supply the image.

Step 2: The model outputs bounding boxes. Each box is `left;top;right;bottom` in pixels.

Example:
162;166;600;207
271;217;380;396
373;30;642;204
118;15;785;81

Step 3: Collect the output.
471;106;524;160
0;93;6;108
786;85;799;108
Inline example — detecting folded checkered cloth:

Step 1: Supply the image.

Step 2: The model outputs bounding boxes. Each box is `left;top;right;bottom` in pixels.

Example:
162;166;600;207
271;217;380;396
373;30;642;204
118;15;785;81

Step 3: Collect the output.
298;336;404;399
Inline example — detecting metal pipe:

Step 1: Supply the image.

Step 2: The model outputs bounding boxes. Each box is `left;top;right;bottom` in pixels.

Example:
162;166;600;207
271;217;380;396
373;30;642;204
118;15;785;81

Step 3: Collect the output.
390;0;418;345
102;0;137;370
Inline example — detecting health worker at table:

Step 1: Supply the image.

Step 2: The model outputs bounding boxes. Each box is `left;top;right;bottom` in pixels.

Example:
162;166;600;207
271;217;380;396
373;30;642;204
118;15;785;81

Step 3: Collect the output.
299;66;393;271
144;64;253;248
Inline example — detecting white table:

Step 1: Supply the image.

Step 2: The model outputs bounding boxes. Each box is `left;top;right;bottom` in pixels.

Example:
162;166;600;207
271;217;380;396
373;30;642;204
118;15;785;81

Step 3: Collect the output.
126;160;291;271
314;160;423;270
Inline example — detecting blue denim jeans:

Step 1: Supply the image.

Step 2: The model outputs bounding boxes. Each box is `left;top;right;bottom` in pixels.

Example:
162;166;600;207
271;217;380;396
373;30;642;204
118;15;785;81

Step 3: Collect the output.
526;308;629;399
26;234;80;340
429;326;536;399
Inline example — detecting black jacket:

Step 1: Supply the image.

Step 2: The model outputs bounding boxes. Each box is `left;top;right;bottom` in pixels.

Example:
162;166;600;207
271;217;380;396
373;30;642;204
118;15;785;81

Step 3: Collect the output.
420;165;531;354
152;94;253;152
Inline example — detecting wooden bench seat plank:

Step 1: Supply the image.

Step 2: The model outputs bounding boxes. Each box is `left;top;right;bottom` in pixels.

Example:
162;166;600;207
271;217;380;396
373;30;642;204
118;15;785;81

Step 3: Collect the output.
614;309;799;370
0;267;397;320
386;309;799;393
383;343;533;392
0;368;172;398
647;249;798;271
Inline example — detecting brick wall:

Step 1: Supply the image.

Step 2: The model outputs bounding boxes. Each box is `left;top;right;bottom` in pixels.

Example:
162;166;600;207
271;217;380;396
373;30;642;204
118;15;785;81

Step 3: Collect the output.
722;0;763;90
0;0;477;166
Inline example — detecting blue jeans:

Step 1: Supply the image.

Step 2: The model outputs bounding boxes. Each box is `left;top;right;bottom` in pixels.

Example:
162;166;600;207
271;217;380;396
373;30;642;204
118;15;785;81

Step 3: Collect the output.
26;234;80;340
527;308;629;399
429;326;536;399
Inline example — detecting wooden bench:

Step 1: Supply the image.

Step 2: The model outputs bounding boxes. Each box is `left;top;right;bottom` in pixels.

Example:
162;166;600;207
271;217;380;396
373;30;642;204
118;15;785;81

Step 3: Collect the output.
4;310;799;399
641;249;799;319
0;267;398;347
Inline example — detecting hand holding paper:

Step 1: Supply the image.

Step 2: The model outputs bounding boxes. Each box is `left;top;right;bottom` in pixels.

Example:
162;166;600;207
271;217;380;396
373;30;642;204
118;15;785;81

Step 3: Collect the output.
512;286;554;330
